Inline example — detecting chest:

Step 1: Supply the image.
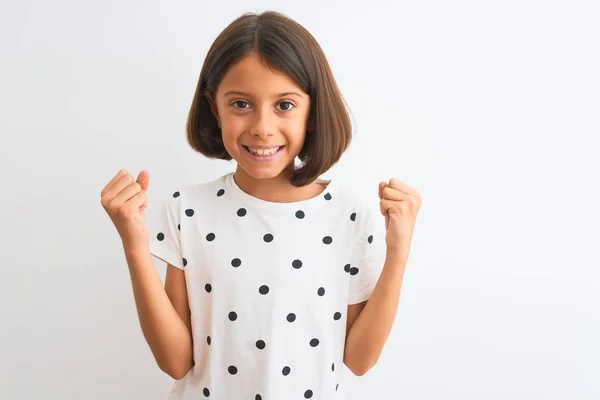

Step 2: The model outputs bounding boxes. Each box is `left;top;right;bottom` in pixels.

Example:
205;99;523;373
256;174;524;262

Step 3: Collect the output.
181;207;355;305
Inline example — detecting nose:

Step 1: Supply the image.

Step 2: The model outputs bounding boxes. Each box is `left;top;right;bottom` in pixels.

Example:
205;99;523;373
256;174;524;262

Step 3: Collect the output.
249;108;275;139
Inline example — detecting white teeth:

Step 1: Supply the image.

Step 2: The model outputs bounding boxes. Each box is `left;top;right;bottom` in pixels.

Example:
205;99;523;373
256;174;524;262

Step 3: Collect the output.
248;147;280;156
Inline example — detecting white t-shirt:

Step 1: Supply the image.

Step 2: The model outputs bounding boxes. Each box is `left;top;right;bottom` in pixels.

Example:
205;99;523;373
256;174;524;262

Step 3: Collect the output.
149;171;386;400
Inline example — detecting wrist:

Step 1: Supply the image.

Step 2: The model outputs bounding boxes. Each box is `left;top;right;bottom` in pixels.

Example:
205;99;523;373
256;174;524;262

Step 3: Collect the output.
123;242;150;260
385;245;409;262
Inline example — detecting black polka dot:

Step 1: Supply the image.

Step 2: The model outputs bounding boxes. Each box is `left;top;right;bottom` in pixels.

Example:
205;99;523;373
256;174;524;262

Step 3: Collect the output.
317;287;325;296
259;285;269;295
334;312;342;321
287;313;296;322
310;338;319;347
182;258;188;267
228;312;237;321
157;232;165;241
185;209;194;217
228;365;238;375
368;235;374;244
177;224;180;231
231;258;242;268
304;390;313;398
350;267;359;276
205;283;212;293
295;210;305;219
217;189;225;196
173;191;180;198
292;259;303;269
350;212;356;221
282;366;291;376
206;233;215;241
263;234;274;242
237;208;247;217
332;363;335;371
336;383;339;391
324;192;332;201
256;340;265;349
203;387;210;397
322;236;333;245
255;395;262;400
207;336;211;345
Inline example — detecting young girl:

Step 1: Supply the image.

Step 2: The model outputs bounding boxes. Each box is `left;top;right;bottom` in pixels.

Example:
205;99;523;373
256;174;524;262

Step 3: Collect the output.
101;10;421;400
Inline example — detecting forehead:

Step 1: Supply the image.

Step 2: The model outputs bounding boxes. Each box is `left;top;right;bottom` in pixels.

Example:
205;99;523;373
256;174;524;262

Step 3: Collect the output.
217;53;305;96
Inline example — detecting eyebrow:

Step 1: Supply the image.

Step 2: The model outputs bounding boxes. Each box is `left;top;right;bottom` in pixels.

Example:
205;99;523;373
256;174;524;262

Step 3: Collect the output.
222;90;304;99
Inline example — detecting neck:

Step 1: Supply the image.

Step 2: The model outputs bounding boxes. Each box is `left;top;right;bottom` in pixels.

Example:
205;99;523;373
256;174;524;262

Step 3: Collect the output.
233;165;325;203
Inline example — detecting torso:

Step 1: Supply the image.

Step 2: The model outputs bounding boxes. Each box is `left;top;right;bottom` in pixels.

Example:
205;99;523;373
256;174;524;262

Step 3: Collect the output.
149;171;386;400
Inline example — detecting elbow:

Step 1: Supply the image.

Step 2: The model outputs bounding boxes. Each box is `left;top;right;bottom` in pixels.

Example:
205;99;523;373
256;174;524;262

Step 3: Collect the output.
160;358;194;380
166;367;190;381
349;365;370;377
345;355;379;377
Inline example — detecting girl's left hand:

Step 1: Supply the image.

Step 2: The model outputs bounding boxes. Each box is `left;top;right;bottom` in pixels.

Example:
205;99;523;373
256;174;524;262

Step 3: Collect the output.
379;178;422;254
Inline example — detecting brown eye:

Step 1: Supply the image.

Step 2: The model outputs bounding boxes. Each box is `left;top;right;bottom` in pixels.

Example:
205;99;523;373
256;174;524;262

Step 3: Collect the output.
277;101;295;111
232;100;250;109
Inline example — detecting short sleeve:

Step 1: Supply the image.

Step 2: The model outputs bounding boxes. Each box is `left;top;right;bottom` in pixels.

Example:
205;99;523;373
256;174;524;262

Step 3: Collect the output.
149;194;184;270
348;204;387;305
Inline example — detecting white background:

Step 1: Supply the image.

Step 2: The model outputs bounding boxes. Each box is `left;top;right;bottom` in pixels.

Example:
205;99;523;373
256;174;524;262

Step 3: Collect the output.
1;0;598;399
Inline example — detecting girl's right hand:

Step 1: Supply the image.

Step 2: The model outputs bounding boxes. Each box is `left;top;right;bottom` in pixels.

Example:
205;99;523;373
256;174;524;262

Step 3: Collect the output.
101;169;151;252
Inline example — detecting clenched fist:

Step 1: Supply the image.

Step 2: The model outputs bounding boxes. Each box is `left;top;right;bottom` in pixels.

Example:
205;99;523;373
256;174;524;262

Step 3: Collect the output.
101;169;150;252
378;178;421;254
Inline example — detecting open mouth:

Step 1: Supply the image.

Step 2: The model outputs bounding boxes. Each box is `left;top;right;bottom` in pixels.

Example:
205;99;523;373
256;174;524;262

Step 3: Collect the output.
242;145;285;158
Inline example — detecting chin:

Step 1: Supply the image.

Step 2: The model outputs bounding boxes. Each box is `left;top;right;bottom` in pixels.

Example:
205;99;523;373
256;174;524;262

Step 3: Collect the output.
233;144;296;180
238;162;290;180
245;170;282;180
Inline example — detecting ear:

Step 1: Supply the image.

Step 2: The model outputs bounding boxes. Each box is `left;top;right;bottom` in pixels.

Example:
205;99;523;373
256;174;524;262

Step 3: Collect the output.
205;91;220;124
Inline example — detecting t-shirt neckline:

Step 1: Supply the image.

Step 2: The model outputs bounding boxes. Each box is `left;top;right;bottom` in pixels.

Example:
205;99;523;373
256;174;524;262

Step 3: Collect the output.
225;172;336;212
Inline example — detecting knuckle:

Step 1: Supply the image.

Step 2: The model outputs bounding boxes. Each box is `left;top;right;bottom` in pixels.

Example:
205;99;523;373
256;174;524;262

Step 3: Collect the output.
117;206;130;218
107;198;120;211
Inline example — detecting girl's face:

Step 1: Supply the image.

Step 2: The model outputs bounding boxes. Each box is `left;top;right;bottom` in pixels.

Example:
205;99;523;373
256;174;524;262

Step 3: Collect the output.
210;52;311;181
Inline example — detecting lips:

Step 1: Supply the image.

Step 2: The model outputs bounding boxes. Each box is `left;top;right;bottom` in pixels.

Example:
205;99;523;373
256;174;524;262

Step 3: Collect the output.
241;144;286;162
243;145;285;149
243;145;285;155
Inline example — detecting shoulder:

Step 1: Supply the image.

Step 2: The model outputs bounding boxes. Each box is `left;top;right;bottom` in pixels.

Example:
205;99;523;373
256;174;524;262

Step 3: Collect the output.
152;173;230;213
162;174;228;200
310;176;381;239
327;177;378;214
330;179;386;255
328;177;384;235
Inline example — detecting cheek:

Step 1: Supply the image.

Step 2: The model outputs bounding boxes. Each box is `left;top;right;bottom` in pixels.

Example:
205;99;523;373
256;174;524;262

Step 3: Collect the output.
219;128;239;155
220;114;242;131
285;121;308;145
220;118;245;142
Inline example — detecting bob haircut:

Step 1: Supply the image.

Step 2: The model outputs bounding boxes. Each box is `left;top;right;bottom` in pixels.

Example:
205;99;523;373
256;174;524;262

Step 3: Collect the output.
186;11;352;187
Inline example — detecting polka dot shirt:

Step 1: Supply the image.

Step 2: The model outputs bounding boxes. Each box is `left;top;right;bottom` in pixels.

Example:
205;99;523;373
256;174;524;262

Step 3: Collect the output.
149;172;386;400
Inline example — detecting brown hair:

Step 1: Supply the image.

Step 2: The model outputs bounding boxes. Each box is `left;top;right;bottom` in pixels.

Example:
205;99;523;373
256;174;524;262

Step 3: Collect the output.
186;11;352;187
